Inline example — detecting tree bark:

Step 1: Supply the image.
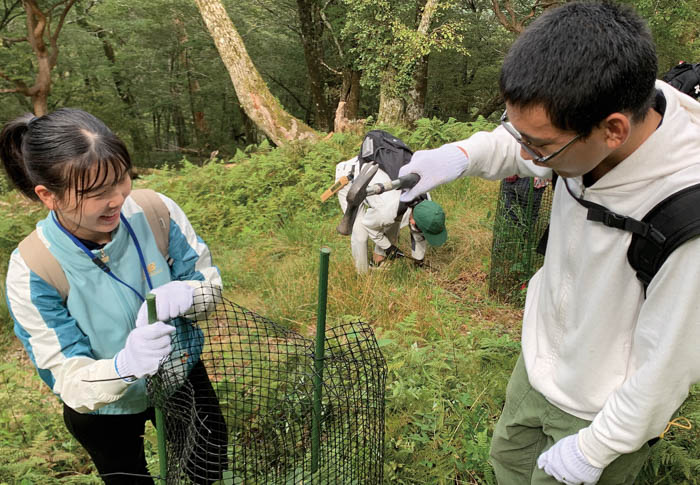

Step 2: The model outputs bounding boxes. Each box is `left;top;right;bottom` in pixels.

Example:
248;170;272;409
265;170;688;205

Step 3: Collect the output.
339;69;361;120
194;0;318;146
296;0;331;131
174;17;209;144
378;67;405;126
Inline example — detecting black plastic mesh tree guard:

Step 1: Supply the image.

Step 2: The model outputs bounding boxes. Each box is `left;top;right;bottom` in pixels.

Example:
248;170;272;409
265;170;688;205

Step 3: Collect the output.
147;285;386;484
489;177;553;304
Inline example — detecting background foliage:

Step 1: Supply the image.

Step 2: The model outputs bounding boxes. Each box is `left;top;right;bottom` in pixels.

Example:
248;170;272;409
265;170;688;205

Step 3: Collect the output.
2;0;697;162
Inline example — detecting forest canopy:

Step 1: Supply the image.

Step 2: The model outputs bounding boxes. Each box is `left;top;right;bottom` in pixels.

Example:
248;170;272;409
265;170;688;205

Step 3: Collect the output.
0;0;698;164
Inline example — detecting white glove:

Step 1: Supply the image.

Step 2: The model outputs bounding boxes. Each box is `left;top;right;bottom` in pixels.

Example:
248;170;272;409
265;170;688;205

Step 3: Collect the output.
135;281;194;327
537;434;604;485
115;322;177;380
398;144;470;202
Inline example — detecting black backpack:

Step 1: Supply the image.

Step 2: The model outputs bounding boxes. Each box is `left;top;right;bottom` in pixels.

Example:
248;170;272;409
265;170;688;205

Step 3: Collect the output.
358;130;413;180
357;130;428;213
662;62;700;100
539;179;700;296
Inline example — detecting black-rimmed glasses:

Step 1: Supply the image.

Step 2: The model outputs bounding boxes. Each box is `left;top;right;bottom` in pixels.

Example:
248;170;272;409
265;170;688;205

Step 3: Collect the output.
500;110;581;164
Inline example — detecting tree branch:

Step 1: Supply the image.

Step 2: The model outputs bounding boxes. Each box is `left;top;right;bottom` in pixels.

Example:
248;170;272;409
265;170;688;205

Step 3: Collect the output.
1;36;27;46
503;0;518;27
24;0;47;54
417;0;439;35
0;0;22;30
319;4;344;59
259;68;310;113
320;60;342;76
51;0;77;44
0;70;29;93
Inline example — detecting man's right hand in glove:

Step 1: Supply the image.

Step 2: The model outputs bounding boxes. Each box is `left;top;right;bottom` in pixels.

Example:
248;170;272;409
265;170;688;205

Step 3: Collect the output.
115;322;176;381
399;144;470;202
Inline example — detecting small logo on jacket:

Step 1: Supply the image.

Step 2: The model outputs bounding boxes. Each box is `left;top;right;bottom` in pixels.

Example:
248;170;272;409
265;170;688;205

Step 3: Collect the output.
147;262;162;277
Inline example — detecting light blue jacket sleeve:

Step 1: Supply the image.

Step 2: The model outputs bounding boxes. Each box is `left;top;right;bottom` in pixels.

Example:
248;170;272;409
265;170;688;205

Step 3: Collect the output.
6;250;130;412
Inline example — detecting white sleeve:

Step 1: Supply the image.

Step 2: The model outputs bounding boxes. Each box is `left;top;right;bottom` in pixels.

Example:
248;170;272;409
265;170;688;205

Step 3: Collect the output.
579;237;700;467
6;252;130;413
455;125;552;180
157;193;222;289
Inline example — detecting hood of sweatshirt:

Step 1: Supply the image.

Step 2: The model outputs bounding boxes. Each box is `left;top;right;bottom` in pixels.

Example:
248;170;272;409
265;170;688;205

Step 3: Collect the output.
586;80;700;191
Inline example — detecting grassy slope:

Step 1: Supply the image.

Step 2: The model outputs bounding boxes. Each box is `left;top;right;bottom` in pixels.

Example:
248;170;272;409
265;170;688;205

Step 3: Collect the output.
0;126;698;483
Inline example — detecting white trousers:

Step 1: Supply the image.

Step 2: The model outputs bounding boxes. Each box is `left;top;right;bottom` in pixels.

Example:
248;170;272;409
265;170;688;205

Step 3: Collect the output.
350;204;427;273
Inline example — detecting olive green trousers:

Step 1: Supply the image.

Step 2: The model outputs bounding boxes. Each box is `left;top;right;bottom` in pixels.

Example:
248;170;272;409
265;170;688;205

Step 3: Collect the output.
489;354;651;484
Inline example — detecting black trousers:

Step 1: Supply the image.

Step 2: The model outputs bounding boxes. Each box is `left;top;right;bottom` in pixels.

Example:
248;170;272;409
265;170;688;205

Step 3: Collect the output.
63;360;228;484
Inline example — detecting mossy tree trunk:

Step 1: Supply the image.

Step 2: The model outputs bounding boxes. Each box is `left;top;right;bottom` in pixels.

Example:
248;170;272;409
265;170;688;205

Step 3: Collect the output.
194;0;319;146
377;0;437;126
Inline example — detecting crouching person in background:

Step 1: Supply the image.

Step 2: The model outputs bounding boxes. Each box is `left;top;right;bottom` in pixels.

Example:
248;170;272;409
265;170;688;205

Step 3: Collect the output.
335;156;446;272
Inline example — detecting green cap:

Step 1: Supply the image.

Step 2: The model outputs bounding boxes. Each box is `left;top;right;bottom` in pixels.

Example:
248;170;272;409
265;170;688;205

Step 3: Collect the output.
413;200;447;247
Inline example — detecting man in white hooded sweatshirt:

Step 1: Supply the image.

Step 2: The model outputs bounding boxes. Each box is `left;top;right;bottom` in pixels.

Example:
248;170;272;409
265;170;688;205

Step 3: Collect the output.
398;2;700;484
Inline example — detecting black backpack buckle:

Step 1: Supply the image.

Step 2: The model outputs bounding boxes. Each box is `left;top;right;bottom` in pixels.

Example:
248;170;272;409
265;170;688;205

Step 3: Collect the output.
646;226;667;245
603;212;626;229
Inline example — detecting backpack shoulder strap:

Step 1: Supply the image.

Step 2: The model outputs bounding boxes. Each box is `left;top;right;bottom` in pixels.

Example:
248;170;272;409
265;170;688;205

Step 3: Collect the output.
129;189;170;260
18;230;70;301
628;183;700;291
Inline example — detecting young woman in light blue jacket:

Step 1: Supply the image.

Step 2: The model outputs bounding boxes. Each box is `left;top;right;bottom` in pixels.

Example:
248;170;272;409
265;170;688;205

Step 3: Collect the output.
1;108;226;484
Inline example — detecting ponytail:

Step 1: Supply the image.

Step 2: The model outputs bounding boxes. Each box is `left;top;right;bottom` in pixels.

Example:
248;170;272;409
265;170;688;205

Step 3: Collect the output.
0;113;39;200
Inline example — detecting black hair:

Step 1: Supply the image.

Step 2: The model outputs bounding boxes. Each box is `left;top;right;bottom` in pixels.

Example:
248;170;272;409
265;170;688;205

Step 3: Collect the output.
0;108;131;203
499;1;658;136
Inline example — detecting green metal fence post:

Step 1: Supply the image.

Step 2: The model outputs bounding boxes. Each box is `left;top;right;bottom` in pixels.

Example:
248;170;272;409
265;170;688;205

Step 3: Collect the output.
147;294;168;484
312;247;330;476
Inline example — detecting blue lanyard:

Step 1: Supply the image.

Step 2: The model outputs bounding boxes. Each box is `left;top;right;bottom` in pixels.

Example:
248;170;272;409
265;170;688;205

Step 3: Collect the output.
51;212;153;302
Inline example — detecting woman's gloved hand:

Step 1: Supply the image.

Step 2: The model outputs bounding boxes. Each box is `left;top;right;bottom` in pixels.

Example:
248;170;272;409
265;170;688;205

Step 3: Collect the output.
537;434;603;485
136;281;194;326
399;144;470;202
115;322;177;380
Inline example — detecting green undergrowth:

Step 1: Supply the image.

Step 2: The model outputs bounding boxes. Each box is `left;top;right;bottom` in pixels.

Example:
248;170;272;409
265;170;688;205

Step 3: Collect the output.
0;117;698;483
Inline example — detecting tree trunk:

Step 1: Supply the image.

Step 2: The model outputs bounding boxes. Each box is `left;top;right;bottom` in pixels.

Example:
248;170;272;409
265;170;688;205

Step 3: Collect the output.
333;69;362;133
378;68;406;126
239;103;259;146
194;0;318;146
341;69;361;120
405;55;429;124
296;0;331;131
174;17;209;144
405;0;438;124
377;0;438;126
